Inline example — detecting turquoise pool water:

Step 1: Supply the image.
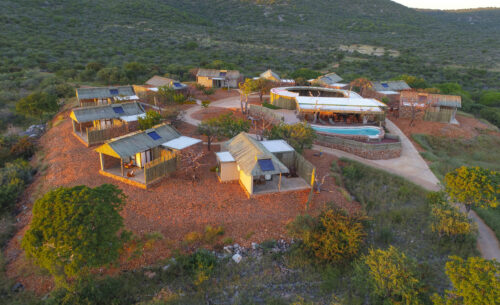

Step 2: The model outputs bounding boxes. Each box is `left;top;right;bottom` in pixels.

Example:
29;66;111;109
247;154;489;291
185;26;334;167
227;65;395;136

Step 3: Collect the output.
312;126;381;137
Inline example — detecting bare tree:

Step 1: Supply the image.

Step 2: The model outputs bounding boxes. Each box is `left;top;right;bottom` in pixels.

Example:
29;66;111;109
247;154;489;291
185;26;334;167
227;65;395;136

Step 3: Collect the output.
179;149;206;182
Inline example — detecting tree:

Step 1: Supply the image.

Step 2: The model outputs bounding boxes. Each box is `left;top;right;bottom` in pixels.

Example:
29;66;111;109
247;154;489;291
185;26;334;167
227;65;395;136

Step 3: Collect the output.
16;92;58;122
124;61;147;82
288;208;366;263
197;113;250;150
264;122;316;153
22;184;129;286
394;74;427;89
364;246;423;305
239;78;257;114
444;166;499;212
254;78;274;101
432;256;500;305
350;78;372;96
427;191;473;239
138;110;162;130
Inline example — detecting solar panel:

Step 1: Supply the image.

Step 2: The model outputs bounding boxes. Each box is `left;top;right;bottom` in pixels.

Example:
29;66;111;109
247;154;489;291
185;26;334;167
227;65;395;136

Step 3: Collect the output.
147;131;161;140
258;159;275;172
112;106;124;114
110;89;119;95
220;72;227;77
381;83;389;88
173;82;183;88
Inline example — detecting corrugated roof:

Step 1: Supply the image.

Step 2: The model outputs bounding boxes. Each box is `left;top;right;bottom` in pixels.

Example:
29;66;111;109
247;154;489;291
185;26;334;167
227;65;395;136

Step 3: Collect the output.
260;69;280;81
400;91;461;108
197;69;240;79
225;133;289;176
76;86;136;100
371;81;410;92
70;102;145;123
95;123;181;159
261;140;294;153
216;151;236;163
315;73;343;86
145;76;176;87
161;136;201;150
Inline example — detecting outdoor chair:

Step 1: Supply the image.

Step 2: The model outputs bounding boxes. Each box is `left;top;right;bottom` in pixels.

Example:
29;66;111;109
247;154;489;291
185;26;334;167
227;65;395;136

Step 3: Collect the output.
127;169;136;177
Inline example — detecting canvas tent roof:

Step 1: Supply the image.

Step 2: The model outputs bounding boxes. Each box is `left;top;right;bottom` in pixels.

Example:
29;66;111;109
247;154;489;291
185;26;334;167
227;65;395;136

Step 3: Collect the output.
224;133;289;176
370;81;410;92
95;123;181;159
314;73;343;86
197;69;240;79
260;69;280;81
70;102;145;123
145;76;187;89
76;86;136;100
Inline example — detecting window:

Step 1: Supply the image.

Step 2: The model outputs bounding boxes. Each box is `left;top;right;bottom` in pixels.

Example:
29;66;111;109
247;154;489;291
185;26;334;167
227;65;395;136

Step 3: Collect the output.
258;159;275;171
147;131;161;140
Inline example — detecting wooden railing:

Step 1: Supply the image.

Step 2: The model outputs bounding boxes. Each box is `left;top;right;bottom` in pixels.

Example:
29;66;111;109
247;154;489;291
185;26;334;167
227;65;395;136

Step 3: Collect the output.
87;125;128;146
144;152;178;184
293;152;316;187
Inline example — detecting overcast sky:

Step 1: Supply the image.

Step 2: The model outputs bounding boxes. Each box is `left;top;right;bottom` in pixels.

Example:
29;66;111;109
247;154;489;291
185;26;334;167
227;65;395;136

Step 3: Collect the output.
392;0;500;10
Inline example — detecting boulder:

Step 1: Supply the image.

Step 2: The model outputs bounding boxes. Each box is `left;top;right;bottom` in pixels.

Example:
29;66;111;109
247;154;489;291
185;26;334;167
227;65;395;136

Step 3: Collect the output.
232;253;242;263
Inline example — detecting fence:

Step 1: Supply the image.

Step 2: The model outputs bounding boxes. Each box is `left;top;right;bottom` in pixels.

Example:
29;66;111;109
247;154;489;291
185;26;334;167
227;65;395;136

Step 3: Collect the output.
144;151;178;184
294;152;316;186
270;94;297;110
248;105;283;125
424;108;453;123
87;124;128;146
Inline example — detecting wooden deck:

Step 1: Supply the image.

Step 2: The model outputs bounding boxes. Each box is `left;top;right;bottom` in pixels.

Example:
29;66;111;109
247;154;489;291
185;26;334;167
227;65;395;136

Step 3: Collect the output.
100;166;147;189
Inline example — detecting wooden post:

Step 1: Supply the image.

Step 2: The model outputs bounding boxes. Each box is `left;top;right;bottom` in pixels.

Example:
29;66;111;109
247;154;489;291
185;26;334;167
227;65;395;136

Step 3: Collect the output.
99;153;104;171
121;158;124;177
72;120;76;132
278;173;282;191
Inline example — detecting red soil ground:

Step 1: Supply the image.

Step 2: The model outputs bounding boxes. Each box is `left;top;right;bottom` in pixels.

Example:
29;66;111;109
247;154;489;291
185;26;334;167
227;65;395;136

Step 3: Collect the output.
4;111;353;294
189;86;240;102
190;107;245;121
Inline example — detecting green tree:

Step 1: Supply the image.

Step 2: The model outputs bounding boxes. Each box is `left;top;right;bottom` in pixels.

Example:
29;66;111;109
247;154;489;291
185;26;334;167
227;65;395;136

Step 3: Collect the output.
264;122;316;153
0;159;33;214
364;246;423;305
432;256;500;305
394;74;427;89
138;110;162;130
16;92;58;122
22;184;129;285
290;68;321;80
444;166;499;212
197;113;250;150
288;208;367;263
124;62;147;82
197;118;219;151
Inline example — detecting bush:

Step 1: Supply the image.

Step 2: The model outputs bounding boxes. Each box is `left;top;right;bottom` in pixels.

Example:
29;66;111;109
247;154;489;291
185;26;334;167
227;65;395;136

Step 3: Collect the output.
175;249;217;286
288;208;367;263
0;159;33;214
138;110;162;130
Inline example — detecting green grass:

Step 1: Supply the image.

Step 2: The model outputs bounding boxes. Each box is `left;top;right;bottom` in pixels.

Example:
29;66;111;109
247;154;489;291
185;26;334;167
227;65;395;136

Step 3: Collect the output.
412;133;500;242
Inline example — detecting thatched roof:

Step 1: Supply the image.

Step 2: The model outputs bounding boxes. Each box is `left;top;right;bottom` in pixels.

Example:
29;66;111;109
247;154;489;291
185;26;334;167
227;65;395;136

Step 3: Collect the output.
196;69;240;80
260;69;280;81
400;91;461;108
70;102;144;123
95;123;181;159
314;73;343;86
370;81;410;92
76;86;136;100
224;133;289;176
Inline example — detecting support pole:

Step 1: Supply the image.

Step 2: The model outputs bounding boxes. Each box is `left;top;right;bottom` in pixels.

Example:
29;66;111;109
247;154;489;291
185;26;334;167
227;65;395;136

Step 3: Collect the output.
278;173;282;191
99;153;104;171
121;158;124;177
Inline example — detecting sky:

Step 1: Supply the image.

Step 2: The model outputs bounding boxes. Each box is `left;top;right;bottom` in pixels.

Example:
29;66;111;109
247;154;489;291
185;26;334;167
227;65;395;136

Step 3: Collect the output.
392;0;500;10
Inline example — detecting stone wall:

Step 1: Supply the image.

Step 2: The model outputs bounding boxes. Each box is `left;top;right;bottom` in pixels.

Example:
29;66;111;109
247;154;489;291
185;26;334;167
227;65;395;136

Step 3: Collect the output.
315;133;402;160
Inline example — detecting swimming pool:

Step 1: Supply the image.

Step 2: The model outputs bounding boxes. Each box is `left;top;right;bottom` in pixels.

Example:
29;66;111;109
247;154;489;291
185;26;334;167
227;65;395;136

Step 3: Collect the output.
311;125;383;139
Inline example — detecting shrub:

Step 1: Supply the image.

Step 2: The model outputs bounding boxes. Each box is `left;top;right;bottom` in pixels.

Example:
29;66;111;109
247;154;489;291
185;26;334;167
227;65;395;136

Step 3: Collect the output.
288;208;367;263
175;249;217;286
264;122;316;153
22;184;129;286
364;246;423;305
0;159;33;213
201;100;210;108
430;205;473;238
432;256;500;305
138;110;162;130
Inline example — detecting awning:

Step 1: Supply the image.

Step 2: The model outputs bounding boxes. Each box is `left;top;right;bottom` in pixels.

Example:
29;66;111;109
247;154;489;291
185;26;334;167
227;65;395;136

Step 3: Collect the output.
120;113;147;122
215;151;235;163
114;95;139;101
260;140;294;153
161;136;202;150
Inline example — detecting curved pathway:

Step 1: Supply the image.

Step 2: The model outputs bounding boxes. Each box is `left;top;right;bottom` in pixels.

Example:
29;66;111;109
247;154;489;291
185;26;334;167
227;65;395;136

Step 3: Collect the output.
314;119;500;260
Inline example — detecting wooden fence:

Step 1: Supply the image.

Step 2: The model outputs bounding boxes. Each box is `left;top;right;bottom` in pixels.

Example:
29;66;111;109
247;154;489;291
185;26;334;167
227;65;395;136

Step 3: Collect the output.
294;152;316;186
144;151;178;184
87;125;128;146
424;107;453;123
248;105;283;125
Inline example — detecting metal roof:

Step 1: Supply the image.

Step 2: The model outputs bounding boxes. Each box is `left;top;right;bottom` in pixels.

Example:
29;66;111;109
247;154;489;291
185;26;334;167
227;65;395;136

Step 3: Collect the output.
370;81;410;92
224;133;289;176
196;69;240;79
70;102;145;123
215;151;235;163
95;123;181;159
260;140;294;153
161;136;201;150
76;86;136;100
145;76;188;90
314;73;343;86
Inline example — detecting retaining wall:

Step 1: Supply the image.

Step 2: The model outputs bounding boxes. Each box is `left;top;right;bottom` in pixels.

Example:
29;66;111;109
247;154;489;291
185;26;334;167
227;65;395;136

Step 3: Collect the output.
315;133;402;160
